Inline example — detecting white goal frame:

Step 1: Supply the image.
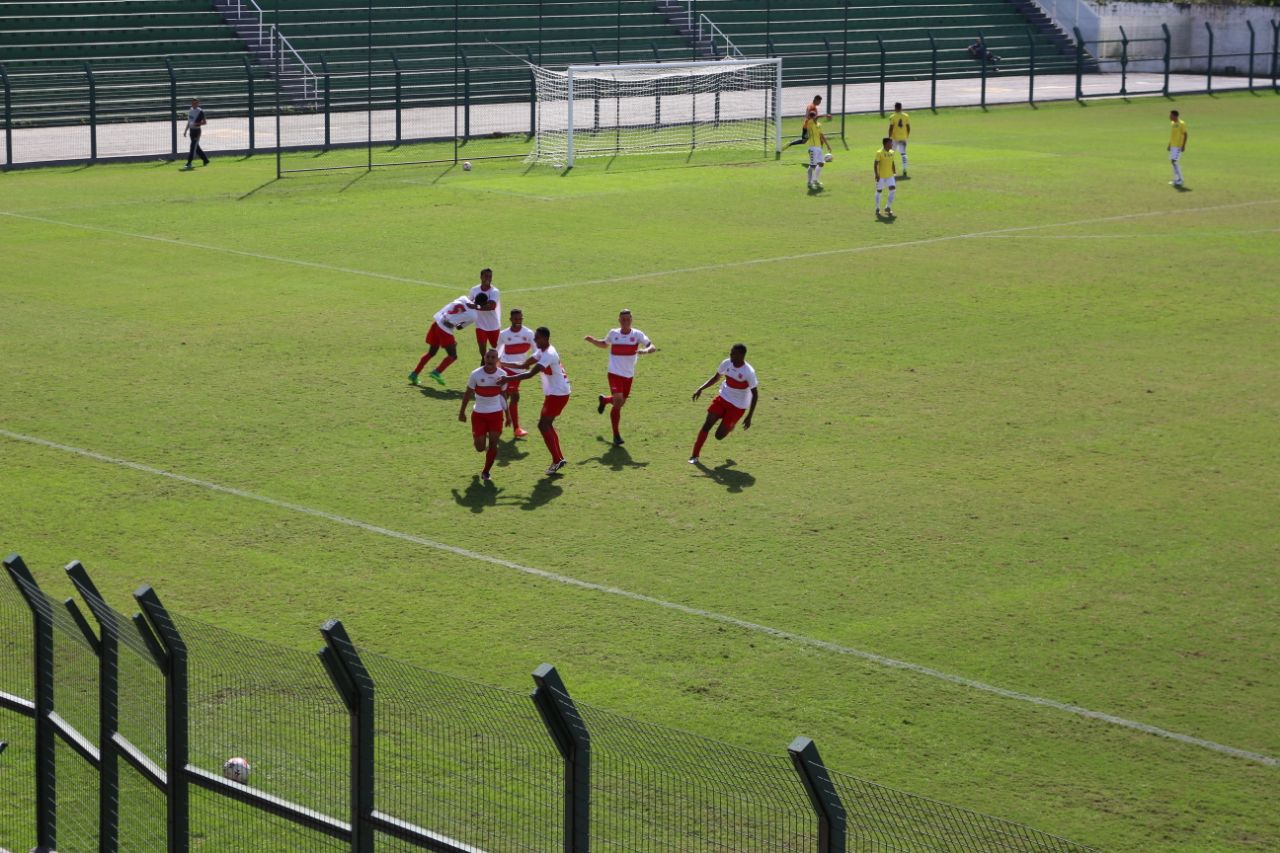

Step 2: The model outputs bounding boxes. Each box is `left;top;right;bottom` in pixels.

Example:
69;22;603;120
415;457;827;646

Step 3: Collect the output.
532;57;783;167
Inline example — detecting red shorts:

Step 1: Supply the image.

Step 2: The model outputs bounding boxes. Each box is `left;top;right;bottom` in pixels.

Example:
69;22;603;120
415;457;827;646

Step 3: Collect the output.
475;327;499;348
707;395;746;432
470;409;504;438
425;322;456;348
541;394;570;419
607;373;634;399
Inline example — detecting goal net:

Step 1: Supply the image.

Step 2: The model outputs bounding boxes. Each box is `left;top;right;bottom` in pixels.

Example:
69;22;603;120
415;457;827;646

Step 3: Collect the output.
527;58;782;166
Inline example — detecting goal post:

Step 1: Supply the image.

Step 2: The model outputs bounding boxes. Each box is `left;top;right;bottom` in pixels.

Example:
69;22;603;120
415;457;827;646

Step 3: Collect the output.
527;58;783;167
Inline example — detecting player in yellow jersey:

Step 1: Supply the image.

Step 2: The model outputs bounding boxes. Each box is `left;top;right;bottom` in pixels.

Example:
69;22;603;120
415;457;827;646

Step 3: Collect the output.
873;137;899;217
887;102;910;177
1167;109;1188;188
804;112;832;191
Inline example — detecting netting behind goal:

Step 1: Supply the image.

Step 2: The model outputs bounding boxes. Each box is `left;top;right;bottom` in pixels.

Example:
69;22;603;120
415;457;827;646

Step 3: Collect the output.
528;58;781;166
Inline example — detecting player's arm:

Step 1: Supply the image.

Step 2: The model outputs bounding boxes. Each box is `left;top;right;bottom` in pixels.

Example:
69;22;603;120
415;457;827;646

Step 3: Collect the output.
502;353;546;384
584;335;608;348
691;371;722;401
638;343;658;355
743;387;759;430
458;387;474;422
1181;129;1187;151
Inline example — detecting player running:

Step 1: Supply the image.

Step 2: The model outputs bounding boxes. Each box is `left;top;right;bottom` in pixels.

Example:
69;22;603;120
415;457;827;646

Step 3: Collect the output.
804;111;832;191
1168;109;1188;187
786;94;831;148
468;268;501;362
458;349;507;482
689;343;758;465
497;308;536;438
585;308;658;446
499;326;571;475
874;137;899;218
887;102;910;177
409;293;488;385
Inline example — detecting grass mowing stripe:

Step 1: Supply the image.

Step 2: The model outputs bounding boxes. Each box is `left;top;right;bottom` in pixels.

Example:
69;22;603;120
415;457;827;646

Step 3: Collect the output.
511;198;1280;293
3;425;1276;770
0;210;456;292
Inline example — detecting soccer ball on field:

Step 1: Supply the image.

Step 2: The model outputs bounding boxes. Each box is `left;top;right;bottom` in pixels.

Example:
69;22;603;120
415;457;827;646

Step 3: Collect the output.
223;756;251;783
462;161;472;171
824;153;833;163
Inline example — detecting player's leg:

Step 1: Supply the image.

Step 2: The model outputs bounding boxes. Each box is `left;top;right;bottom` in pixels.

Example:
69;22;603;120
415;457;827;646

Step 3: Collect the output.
897;141;908;175
483;429;500;479
540;396;568;472
714;403;745;440
875;180;882;215
691;410;722;463
886;178;896;215
476;329;489;363
1170;148;1183;186
431;344;458;383
411;344;440;383
508;386;527;437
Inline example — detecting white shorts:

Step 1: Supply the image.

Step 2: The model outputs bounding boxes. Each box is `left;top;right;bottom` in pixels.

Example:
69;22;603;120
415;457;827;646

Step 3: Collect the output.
876;177;896;190
1169;146;1181;161
808;146;825;166
893;140;907;155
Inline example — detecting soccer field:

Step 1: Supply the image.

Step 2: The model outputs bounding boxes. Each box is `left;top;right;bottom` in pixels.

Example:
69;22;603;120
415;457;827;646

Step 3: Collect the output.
2;91;1278;851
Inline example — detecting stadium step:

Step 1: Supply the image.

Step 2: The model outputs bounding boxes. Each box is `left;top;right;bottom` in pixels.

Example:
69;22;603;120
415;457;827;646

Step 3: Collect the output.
1008;0;1099;70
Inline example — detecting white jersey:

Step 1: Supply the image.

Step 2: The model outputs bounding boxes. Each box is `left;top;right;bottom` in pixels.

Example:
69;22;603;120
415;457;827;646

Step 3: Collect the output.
715;359;758;410
434;296;476;332
468;283;501;332
466;366;507;414
604;328;651;379
534;345;571;397
497;326;536;369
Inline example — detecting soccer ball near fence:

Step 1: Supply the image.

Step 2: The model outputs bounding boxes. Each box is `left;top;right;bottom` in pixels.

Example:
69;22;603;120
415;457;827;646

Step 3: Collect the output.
223;756;251;783
462;161;472;171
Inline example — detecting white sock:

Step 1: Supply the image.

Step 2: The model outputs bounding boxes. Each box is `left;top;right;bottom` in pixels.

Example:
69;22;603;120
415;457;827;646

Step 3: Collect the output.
888;189;896;207
902;154;909;170
1172;162;1183;183
807;165;814;185
875;190;881;209
814;165;822;183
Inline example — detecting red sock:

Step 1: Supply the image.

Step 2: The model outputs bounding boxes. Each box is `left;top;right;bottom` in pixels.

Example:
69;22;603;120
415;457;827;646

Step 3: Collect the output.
435;355;456;374
542;428;557;460
509;402;520;430
484;446;497;474
692;430;709;457
609;406;622;435
413;353;432;373
551;428;565;462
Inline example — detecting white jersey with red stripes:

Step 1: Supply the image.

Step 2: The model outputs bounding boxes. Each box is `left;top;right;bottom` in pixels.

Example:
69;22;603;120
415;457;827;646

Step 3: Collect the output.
604;327;651;378
466;366;507;414
534;345;571;396
497;326;536;370
468;283;501;332
434;296;476;332
716;358;758;409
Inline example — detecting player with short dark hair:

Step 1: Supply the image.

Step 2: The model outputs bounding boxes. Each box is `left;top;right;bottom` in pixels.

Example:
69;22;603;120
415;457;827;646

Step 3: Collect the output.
1168;110;1188;187
585;309;658;446
500;326;572;475
804;112;832;191
459;348;507;481
787;94;831;148
874;137;899;218
469;268;501;362
409;292;486;386
497;307;535;438
887;102;910;177
689;344;758;465
181;98;209;169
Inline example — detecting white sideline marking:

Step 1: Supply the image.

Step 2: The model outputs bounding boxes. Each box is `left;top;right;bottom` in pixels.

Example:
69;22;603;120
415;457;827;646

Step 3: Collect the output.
509;199;1280;293
0;210;456;292
3;426;1276;768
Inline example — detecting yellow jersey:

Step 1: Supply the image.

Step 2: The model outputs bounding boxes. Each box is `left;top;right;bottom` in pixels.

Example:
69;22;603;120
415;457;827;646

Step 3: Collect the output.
874;148;898;179
803;117;824;147
1169;119;1188;148
888;111;910;141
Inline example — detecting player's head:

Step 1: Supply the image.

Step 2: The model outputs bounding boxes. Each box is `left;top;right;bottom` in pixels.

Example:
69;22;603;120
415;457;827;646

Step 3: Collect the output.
894;102;902;111
813;95;822;106
1169;110;1179;120
729;343;747;365
882;137;893;150
190;98;200;107
509;307;523;327
480;267;493;285
482;348;500;368
535;326;551;348
618;308;632;330
473;292;489;307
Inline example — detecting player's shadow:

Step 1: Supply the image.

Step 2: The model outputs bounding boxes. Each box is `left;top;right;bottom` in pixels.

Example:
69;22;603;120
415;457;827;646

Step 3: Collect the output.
451;476;506;514
581;436;649;472
417;386;465;401
1173;184;1192;192
517;475;564;511
693;458;756;493
875;212;897;225
496;437;531;468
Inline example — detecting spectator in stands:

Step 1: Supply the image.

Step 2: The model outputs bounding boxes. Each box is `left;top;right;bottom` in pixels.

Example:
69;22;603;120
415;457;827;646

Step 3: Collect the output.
966;37;1001;71
182;98;209;169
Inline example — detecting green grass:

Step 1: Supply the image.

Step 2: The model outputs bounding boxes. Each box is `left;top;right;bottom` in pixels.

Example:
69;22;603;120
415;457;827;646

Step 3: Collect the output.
1;91;1278;851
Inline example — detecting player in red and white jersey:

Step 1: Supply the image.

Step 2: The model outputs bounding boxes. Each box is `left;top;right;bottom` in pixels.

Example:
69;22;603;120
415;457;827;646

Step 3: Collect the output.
468;267;501;362
408;292;487;386
689;343;758;465
458;349;507;481
496;307;535;438
584;308;658;446
500;326;571;475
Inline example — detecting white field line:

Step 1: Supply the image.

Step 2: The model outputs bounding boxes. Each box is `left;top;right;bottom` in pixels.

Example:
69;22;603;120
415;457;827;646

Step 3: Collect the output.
0;210;456;292
2;426;1276;768
982;228;1280;240
509;199;1280;294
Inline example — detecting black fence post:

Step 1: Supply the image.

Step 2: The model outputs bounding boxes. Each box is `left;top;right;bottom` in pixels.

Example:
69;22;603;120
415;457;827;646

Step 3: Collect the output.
841;1;849;138
824;38;833;108
1162;23;1171;97
1204;21;1214;94
244;57;256;152
1026;26;1035;104
789;737;847;853
391;53;401;144
135;585;189;853
652;42;662;126
1119;26;1129;96
3;554;56;850
531;664;590;853
1;63;12;168
66;561;120;853
84;61;97;161
320;54;331;149
876;34;886;117
319;620;374;852
927;29;936;111
1073;27;1085;101
165;58;177;158
1246;21;1256;91
1273;21;1279;93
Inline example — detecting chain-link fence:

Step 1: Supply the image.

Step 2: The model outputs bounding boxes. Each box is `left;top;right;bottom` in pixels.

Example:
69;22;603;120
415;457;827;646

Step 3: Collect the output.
0;552;1102;852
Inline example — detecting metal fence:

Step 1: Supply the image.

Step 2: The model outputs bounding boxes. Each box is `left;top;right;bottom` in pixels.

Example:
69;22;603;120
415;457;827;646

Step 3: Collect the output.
2;2;1277;171
0;551;1101;852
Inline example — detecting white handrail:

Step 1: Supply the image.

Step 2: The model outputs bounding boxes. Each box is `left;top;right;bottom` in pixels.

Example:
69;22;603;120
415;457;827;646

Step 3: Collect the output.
269;25;319;101
697;14;745;59
233;0;267;50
